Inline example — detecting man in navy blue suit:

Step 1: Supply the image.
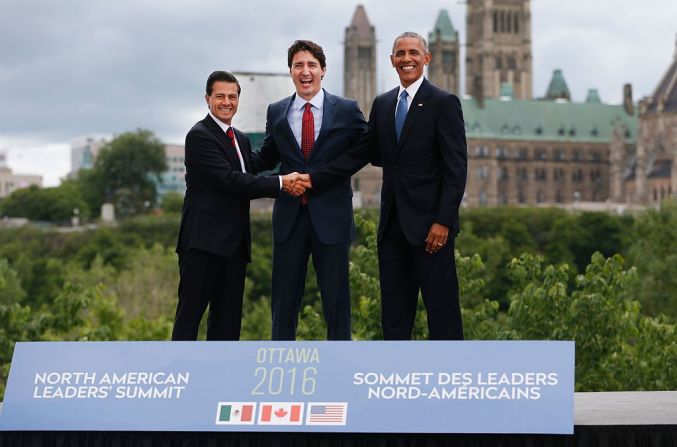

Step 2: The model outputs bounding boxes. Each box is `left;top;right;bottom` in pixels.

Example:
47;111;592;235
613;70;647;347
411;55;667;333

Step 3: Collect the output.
251;40;367;340
310;32;467;340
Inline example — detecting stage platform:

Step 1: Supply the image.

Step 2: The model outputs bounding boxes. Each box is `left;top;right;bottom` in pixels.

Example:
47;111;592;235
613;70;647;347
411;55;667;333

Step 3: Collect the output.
1;392;676;446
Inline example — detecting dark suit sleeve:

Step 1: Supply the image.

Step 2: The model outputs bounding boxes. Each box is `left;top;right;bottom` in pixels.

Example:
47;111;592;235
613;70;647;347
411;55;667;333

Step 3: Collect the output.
434;94;467;228
309;100;372;190
185;127;279;199
250;104;281;174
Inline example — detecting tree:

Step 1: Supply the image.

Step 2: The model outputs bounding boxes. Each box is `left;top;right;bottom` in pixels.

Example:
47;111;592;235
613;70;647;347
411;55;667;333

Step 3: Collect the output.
0;259;26;305
0;181;89;222
625;200;677;317
79;129;167;218
506;252;676;391
159;191;184;214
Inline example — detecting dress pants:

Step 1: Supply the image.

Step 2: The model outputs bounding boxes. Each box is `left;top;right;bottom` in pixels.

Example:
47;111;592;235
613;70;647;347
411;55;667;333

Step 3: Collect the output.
172;245;246;341
271;206;352;340
378;206;464;340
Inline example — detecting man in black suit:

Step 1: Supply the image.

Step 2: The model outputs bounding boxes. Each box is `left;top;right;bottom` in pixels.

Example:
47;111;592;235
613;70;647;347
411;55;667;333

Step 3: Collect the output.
310;32;467;340
172;71;309;341
250;41;367;340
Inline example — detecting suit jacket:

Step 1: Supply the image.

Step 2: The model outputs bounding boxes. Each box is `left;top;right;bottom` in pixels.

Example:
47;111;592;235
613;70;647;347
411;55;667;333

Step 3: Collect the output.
176;114;280;261
251;89;367;245
311;78;467;245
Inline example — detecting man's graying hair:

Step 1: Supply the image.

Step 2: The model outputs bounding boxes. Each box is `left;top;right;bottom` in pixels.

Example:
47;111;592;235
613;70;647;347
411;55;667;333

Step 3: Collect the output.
391;32;429;54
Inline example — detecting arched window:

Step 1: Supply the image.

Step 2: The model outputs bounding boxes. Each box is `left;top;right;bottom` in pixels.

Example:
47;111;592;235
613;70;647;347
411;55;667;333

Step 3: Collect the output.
500;11;505;33
506;11;512;33
493;11;498;33
514;13;519;33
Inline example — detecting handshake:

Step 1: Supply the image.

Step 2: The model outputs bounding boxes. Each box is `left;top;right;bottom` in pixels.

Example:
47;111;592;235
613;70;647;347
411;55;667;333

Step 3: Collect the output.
281;172;313;197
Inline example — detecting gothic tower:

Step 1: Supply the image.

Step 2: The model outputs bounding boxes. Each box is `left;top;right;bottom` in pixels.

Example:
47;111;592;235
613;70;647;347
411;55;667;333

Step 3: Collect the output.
465;0;533;100
344;5;376;117
427;10;460;94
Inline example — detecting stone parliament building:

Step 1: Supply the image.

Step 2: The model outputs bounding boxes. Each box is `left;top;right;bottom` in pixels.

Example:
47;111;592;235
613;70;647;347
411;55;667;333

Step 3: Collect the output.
342;1;676;209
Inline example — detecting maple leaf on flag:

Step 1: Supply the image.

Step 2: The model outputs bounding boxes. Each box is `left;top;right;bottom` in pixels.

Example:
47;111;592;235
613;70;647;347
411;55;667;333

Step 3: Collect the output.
274;408;288;418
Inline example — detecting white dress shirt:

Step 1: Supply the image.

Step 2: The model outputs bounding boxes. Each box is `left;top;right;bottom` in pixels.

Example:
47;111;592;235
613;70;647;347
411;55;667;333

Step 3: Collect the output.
395;75;426;116
287;89;324;148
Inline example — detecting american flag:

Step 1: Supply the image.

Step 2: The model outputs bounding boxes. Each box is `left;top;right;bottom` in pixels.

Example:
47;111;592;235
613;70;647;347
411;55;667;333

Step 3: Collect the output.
306;403;347;425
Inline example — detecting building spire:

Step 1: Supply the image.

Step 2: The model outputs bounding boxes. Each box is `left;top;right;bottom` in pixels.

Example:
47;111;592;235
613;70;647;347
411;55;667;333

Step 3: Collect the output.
429;9;458;42
545;69;571;101
344;5;376;116
349;4;373;40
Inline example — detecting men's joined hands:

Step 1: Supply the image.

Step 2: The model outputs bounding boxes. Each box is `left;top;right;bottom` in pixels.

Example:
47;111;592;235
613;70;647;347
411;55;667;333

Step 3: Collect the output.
281;172;312;197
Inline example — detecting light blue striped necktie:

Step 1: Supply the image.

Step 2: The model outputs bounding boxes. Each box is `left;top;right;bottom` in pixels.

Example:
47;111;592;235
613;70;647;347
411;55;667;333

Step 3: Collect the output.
395;90;408;142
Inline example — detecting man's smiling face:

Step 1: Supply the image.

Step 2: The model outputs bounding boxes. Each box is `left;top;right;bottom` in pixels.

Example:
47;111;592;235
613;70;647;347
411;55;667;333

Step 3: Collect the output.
390;37;431;88
290;50;326;101
205;81;239;125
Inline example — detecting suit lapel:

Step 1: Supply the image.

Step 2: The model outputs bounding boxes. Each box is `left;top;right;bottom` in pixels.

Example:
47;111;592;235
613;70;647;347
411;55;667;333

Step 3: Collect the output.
311;89;336;161
274;95;305;159
397;79;431;152
203;115;243;172
383;88;399;156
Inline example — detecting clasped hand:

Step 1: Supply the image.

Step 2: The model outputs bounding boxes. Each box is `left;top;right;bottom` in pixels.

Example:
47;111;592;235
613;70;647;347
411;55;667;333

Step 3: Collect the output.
281;172;312;197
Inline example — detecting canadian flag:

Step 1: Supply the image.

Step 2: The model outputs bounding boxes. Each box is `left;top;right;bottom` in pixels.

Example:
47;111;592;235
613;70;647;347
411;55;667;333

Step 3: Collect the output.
258;402;305;425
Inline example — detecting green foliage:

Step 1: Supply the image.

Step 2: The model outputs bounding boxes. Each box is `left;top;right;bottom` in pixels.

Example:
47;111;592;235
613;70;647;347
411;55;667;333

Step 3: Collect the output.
625;200;677;317
0;259;26;305
505;252;676;391
241;297;272;341
1;205;676;400
159;192;184;214
545;212;629;271
350;213;382;340
78;129;168;218
110;244;177;319
0;180;90;222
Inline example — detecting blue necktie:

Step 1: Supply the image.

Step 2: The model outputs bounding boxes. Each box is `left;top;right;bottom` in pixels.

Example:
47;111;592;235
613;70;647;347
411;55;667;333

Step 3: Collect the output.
395;90;408;142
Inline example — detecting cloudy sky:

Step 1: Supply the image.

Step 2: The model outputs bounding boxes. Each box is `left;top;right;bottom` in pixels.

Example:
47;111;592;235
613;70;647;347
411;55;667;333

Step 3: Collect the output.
1;0;675;186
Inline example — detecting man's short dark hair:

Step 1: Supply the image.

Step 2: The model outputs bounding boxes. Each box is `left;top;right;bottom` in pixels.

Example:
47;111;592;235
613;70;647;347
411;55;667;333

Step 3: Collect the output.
287;40;326;69
392;32;429;54
206;71;241;96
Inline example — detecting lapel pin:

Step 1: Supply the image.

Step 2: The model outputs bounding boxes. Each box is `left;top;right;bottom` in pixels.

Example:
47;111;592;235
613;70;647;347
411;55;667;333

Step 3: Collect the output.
417;103;423;107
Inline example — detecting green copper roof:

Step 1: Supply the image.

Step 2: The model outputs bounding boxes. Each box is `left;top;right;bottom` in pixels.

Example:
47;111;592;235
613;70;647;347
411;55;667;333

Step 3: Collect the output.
545;69;571;101
462;97;638;143
585;89;601;103
429;9;458;42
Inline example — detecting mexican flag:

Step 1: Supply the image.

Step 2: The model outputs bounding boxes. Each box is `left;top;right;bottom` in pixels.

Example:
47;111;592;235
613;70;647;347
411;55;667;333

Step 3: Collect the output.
215;402;256;425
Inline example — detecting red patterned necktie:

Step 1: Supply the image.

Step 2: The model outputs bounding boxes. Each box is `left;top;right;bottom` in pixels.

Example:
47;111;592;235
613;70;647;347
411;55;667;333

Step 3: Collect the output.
226;127;237;148
226;126;245;171
300;102;314;204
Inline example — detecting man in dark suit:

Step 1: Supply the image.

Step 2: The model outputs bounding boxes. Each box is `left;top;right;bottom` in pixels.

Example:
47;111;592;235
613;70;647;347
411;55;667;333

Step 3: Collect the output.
251;40;367;340
172;71;309;341
310;32;467;340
